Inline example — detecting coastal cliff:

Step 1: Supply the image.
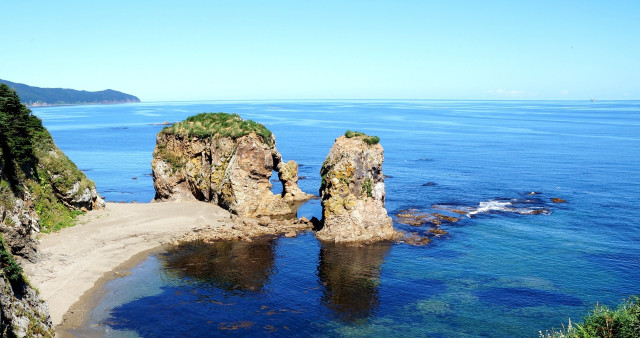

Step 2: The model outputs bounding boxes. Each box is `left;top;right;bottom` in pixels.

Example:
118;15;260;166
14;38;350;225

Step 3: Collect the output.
152;113;311;217
1;236;53;337
316;132;398;243
1;83;103;336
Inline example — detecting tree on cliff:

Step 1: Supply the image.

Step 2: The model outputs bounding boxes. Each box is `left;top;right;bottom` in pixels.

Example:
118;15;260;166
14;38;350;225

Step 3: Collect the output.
0;83;46;179
1;83;103;243
0;84;55;338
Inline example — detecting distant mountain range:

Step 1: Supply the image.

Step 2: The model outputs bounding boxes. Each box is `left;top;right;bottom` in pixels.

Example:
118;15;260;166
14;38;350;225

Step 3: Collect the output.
0;79;140;106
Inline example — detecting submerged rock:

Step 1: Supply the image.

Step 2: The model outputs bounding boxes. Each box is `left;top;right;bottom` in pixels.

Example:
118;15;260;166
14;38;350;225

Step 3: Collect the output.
402;233;432;246
316;133;399;243
395;209;460;227
429;228;448;236
152;113;312;217
393;193;560;247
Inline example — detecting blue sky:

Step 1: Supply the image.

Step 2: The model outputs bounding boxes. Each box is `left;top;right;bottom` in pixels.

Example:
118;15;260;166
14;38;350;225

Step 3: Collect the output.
1;1;638;101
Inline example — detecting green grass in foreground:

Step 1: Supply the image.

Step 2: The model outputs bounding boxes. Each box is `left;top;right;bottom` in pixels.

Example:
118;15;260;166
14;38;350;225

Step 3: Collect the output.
162;112;273;145
344;130;380;145
540;296;640;338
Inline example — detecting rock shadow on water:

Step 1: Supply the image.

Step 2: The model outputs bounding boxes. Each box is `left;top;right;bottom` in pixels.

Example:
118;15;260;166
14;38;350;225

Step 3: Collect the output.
317;241;392;323
98;239;287;336
161;238;277;294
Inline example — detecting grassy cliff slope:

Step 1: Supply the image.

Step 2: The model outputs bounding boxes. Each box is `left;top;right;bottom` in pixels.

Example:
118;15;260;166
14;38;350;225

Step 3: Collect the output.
1;83;101;336
0;83;103;243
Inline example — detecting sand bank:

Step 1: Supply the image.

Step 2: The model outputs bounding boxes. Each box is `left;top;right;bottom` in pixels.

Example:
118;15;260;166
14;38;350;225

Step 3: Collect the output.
22;201;233;327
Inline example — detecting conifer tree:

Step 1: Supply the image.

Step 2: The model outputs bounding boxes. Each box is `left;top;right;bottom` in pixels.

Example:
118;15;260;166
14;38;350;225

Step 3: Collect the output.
0;83;45;187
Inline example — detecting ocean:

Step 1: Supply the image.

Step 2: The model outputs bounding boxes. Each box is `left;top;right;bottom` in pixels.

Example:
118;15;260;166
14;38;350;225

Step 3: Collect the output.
33;100;640;337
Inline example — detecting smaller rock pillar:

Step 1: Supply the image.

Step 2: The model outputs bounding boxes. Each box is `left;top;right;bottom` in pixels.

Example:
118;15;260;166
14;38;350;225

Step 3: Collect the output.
316;133;398;243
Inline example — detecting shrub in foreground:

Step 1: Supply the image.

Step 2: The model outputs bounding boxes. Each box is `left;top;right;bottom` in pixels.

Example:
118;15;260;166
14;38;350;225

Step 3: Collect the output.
540;296;640;338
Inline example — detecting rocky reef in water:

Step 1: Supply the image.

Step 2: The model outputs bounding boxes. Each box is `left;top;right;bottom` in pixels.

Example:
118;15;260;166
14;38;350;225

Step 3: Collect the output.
316;131;400;243
394;193;563;245
1;83;104;336
152;113;312;218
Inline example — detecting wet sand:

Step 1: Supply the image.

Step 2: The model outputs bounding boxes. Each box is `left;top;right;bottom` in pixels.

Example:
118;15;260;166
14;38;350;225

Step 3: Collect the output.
22;201;234;328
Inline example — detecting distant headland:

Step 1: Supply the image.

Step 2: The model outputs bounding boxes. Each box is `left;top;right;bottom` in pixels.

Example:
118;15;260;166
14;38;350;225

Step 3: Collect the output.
0;78;140;106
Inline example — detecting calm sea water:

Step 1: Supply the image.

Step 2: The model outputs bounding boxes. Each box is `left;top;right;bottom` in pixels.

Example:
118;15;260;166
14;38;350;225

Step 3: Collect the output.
33;100;640;337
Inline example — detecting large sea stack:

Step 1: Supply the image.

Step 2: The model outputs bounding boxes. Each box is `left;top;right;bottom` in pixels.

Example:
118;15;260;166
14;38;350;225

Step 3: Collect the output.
316;131;398;243
152;113;311;217
1;83;104;336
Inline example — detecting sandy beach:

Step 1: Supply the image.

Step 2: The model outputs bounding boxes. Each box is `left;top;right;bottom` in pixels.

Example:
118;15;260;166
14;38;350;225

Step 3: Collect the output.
22;201;234;327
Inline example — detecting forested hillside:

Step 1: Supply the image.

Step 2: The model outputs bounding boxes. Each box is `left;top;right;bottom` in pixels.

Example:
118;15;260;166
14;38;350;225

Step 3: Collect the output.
0;79;140;106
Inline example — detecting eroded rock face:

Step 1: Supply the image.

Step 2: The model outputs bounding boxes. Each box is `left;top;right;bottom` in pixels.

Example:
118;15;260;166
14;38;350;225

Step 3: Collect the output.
55;176;105;211
152;130;312;217
0;149;104;262
316;135;398;243
0;189;40;260
0;270;54;337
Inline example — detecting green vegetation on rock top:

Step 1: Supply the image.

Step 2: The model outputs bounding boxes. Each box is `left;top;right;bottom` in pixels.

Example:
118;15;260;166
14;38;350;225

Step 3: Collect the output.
162;112;273;145
344;130;380;145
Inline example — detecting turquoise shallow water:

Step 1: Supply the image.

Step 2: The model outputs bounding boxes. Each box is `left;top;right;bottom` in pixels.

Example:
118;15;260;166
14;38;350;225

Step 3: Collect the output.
33;100;640;336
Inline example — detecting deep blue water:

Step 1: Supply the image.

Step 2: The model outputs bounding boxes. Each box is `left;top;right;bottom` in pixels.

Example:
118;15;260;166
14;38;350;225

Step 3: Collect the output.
33;100;640;337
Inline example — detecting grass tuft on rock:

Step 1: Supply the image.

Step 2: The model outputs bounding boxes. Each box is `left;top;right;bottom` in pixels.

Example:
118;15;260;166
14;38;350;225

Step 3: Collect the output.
0;234;23;285
344;130;380;145
344;130;367;138
162;112;273;146
540;296;640;337
361;177;373;198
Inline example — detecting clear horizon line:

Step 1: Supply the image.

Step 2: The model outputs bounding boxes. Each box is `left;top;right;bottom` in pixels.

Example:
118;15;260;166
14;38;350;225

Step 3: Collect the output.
139;98;639;103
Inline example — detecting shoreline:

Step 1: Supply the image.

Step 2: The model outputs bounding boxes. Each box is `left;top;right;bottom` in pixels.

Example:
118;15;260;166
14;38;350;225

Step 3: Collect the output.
27;100;141;108
22;201;235;327
22;200;316;333
56;245;168;337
